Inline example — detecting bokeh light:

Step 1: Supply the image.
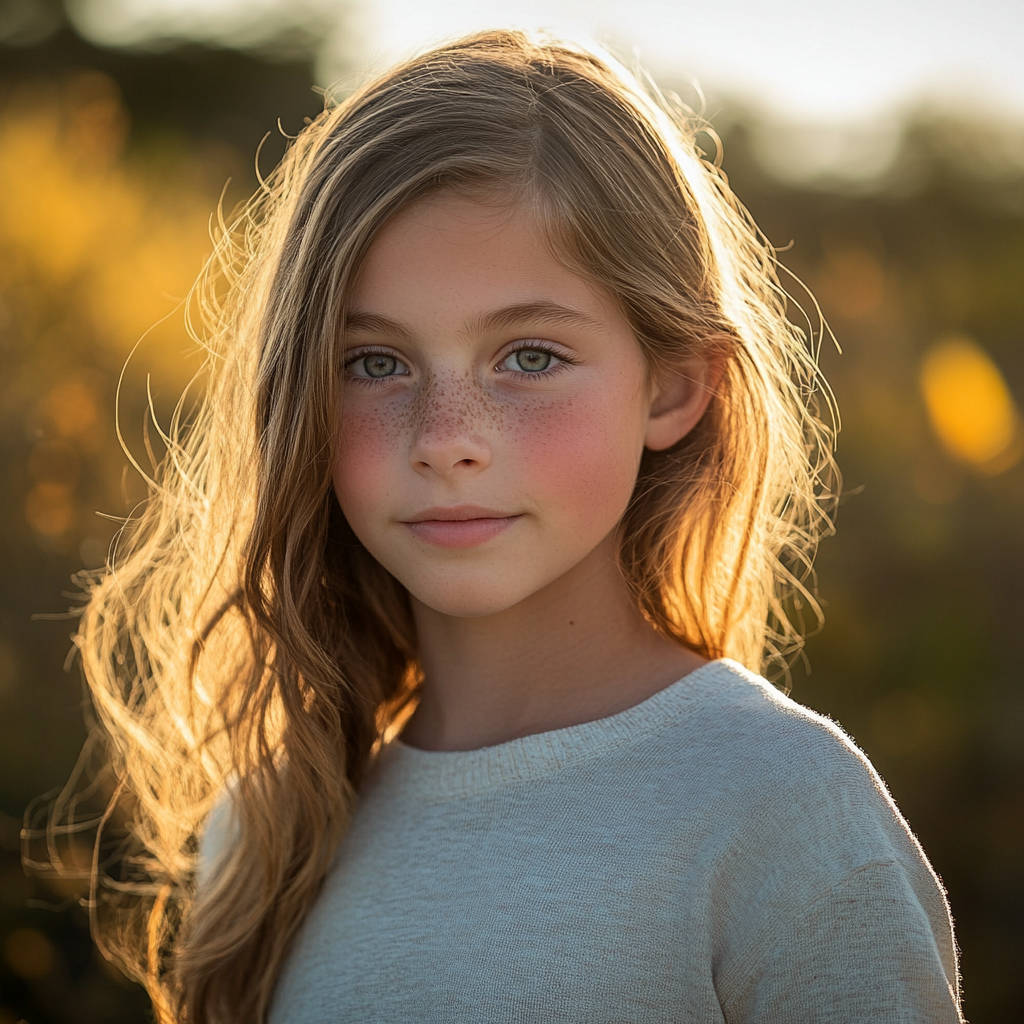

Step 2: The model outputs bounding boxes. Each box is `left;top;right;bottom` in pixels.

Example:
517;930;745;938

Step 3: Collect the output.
920;335;1022;473
0;72;212;362
4;927;56;981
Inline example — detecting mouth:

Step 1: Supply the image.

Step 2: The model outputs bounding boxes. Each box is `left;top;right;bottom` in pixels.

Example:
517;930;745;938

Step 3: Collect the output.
402;506;521;548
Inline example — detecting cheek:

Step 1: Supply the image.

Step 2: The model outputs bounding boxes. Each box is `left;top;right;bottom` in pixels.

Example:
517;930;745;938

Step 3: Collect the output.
509;390;645;524
332;402;398;519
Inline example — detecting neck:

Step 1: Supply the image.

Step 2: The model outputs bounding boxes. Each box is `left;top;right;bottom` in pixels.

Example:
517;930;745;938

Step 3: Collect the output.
400;533;705;751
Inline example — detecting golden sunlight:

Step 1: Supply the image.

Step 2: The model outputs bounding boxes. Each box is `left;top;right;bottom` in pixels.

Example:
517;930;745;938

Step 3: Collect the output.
0;72;213;366
919;335;1023;474
0;74;218;550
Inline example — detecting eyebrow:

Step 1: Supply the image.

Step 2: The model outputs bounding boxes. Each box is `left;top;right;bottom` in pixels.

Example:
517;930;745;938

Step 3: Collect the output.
343;301;604;340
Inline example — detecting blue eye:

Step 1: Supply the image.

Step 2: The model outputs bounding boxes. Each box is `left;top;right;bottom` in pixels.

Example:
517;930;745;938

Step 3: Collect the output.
502;349;554;373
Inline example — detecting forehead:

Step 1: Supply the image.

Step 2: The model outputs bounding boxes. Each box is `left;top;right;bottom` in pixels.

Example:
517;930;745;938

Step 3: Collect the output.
348;192;626;332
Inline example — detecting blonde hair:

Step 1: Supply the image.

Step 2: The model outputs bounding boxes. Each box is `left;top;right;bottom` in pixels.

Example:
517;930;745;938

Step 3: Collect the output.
51;30;836;1023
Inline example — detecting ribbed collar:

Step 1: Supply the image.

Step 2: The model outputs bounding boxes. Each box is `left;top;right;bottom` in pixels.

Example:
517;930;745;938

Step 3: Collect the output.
373;659;756;801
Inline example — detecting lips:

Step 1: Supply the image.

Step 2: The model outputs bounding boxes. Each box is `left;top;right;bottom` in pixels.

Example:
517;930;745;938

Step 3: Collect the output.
405;505;513;523
402;506;521;548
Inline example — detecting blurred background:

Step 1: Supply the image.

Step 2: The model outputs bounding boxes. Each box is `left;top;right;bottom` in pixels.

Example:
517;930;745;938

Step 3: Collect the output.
1;0;1021;1020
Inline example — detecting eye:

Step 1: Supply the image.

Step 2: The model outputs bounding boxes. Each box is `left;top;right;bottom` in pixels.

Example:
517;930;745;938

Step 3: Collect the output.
347;351;408;379
500;348;556;374
363;354;398;378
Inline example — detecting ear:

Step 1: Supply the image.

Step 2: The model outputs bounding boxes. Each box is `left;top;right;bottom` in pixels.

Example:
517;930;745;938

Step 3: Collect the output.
644;352;724;452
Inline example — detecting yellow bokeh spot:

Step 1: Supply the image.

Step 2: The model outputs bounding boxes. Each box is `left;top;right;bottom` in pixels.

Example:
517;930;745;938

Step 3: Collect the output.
4;927;56;981
40;377;100;438
0;75;213;371
920;335;1022;473
24;481;76;536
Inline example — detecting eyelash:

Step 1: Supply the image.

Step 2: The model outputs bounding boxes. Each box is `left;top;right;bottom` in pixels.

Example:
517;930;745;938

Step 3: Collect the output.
342;341;578;386
343;347;410;387
497;341;577;379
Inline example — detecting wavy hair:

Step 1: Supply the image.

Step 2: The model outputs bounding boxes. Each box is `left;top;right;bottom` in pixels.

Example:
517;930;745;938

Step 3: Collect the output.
45;30;837;1023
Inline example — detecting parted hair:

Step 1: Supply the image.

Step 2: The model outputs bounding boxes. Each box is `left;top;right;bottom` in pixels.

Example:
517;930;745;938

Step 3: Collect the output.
59;29;835;1023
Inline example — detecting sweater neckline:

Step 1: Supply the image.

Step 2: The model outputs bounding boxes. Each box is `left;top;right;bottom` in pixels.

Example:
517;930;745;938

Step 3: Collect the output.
376;658;754;801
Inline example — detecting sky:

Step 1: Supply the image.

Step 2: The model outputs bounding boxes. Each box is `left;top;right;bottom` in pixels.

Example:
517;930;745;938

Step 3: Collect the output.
70;0;1024;122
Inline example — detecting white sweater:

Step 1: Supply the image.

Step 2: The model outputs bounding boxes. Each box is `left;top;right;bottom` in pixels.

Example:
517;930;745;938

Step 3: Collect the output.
214;659;962;1022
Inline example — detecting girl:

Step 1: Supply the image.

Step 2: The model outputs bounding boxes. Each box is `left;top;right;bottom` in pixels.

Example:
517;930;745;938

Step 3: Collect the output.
65;30;961;1024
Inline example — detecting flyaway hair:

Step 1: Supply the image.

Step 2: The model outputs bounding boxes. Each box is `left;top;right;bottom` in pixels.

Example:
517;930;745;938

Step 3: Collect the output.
35;30;837;1023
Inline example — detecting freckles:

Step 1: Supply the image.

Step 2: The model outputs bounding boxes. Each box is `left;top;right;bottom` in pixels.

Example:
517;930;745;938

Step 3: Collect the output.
407;369;509;436
334;399;398;499
505;394;640;518
336;372;511;493
337;402;391;458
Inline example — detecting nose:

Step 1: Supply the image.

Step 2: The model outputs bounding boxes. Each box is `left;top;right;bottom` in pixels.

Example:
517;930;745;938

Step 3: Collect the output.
408;371;492;479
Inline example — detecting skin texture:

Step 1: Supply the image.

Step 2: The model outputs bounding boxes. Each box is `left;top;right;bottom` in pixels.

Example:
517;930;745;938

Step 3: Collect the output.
334;194;718;751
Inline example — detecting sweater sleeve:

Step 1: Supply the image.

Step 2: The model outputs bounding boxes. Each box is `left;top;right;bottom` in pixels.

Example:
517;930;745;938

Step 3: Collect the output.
697;671;964;1024
720;858;963;1023
195;786;239;893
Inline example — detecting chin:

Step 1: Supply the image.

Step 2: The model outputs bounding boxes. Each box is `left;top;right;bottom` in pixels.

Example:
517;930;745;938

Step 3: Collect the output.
405;574;538;620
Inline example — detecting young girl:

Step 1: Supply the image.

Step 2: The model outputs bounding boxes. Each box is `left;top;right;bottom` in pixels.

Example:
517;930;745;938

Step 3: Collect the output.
67;30;961;1024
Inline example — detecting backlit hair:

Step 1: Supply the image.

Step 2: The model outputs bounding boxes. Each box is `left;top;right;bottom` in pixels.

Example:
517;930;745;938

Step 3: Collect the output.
57;30;836;1023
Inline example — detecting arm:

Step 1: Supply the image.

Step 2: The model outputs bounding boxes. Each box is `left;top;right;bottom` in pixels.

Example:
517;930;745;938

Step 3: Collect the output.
720;859;963;1023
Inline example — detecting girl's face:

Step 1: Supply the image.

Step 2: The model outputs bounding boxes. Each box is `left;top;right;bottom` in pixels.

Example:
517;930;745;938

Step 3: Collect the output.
333;193;703;619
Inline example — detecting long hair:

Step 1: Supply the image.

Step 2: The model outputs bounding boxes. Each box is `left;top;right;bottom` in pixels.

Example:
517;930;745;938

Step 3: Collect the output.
55;30;836;1023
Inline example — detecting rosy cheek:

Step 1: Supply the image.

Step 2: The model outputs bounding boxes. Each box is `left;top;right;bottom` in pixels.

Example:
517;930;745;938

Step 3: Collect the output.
504;392;642;524
333;402;398;516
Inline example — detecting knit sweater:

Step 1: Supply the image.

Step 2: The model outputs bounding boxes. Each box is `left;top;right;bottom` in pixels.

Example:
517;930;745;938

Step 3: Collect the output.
208;658;963;1022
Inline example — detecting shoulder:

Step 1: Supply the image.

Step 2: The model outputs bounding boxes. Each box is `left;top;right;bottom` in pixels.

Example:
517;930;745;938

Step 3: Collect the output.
195;782;241;893
672;663;963;1020
678;659;859;745
659;659;929;874
674;658;886;793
